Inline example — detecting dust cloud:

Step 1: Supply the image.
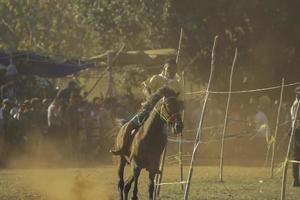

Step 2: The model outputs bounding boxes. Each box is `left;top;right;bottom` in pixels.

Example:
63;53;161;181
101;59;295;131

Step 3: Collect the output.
4;139;116;200
21;169;115;200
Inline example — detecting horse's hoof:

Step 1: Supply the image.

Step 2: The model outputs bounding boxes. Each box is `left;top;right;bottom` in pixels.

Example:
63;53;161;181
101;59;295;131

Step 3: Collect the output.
131;197;138;200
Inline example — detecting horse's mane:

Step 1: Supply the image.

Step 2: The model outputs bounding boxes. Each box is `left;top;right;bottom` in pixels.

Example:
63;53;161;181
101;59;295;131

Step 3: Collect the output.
141;86;177;111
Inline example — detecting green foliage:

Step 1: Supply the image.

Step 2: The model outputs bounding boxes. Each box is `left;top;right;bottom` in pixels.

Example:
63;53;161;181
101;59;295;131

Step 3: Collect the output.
75;0;172;50
1;0;300;85
0;0;101;58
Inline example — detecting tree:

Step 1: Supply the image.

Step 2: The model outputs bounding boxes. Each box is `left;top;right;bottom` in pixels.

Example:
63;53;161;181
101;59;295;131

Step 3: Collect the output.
0;0;101;58
1;0;300;86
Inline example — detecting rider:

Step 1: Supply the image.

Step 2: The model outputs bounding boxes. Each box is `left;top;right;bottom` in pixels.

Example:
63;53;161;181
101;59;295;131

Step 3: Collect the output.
111;58;182;155
143;58;182;100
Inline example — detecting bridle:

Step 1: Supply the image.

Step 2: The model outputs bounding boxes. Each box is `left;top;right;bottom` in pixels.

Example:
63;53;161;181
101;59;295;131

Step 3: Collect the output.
154;96;181;124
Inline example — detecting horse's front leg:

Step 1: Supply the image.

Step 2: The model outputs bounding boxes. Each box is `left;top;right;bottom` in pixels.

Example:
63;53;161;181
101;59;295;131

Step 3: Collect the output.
132;166;141;200
148;171;156;200
118;156;126;200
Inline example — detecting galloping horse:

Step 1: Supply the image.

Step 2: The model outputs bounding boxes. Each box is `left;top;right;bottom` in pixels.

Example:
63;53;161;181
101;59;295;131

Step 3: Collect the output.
114;90;183;200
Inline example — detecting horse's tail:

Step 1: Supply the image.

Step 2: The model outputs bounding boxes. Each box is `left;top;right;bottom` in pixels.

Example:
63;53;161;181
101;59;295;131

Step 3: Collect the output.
110;118;128;155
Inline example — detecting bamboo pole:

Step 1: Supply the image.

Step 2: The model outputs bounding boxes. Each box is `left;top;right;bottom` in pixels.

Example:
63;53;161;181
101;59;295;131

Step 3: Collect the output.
176;27;184;191
176;28;183;63
154;144;167;199
105;52;113;98
281;99;300;200
184;35;218;200
271;78;285;178
219;48;238;182
154;27;184;199
179;71;185;190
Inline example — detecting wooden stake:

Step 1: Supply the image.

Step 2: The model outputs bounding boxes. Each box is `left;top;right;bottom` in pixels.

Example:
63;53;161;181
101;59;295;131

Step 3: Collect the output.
179;71;185;190
154;28;184;199
176;28;183;64
219;48;238;182
271;78;285;177
281;99;300;200
184;35;218;200
105;52;113;98
154;145;167;199
178;29;184;191
176;27;184;191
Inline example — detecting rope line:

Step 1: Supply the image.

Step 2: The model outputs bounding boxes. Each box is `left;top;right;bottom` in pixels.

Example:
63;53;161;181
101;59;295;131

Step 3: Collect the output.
168;130;259;144
183;119;289;134
155;181;187;186
288;160;300;164
184;81;300;95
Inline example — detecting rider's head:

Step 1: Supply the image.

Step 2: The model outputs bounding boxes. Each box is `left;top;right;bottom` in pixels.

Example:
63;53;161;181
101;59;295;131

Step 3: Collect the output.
163;58;177;79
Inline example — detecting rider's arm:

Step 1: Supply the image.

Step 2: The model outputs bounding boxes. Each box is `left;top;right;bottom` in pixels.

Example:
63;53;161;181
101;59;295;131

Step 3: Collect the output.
142;75;159;98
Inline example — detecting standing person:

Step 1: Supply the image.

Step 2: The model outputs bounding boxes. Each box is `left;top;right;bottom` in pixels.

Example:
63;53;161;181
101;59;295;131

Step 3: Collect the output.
59;81;80;106
65;93;81;160
14;101;30;155
0;99;12;163
290;86;300;187
1;99;12;147
254;105;269;139
251;105;270;160
88;97;102;157
41;98;50;132
47;94;65;155
27;98;44;157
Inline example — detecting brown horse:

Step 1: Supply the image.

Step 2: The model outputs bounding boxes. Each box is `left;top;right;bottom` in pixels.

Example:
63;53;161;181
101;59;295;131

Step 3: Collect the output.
114;93;183;200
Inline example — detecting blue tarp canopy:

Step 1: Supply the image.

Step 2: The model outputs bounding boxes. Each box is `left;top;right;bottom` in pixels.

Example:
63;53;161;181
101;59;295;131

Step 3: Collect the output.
0;48;176;78
0;50;97;78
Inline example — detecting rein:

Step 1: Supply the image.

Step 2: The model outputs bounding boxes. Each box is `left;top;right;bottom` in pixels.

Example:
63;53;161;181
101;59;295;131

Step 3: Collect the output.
154;102;180;124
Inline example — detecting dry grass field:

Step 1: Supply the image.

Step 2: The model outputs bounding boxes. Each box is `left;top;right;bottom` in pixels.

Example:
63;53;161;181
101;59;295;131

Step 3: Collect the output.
0;165;300;200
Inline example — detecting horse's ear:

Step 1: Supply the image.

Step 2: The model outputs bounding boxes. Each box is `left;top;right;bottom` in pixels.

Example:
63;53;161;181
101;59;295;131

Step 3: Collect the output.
162;96;165;103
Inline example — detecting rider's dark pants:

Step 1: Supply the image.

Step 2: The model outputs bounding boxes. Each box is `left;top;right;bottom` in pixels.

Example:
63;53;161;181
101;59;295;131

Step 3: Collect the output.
293;129;300;180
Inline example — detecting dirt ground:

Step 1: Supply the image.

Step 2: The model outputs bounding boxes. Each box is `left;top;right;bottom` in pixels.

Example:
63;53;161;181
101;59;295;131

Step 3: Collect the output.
0;164;300;200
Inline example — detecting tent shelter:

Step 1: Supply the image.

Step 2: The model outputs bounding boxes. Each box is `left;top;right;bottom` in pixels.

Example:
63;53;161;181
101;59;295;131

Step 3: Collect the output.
0;49;176;98
0;50;101;80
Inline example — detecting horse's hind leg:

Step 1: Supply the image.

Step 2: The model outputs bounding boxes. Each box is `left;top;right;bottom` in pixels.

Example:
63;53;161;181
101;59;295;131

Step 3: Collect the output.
148;171;156;200
123;174;134;200
118;156;126;200
132;166;141;200
123;164;141;200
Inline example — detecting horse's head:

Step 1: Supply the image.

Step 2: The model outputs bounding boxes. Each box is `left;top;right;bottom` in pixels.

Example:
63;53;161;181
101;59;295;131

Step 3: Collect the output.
156;96;184;134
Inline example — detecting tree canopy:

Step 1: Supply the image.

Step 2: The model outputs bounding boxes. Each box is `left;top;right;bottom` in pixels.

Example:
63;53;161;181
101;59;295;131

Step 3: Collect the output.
1;0;299;87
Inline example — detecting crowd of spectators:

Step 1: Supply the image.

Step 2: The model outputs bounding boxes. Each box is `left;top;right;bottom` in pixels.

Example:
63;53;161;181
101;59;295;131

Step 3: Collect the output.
0;80;140;166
